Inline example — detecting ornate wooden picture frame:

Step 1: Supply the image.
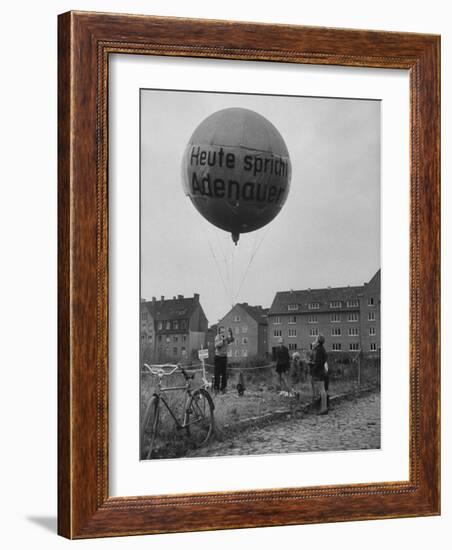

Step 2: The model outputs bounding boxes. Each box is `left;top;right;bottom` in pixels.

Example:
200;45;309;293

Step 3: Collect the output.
58;11;440;539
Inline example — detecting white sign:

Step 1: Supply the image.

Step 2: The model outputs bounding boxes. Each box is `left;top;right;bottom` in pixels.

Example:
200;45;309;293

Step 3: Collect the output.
198;349;209;360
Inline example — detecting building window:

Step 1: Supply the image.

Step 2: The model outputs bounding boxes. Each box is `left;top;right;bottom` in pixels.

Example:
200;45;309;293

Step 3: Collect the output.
370;343;377;351
288;304;299;311
347;299;359;307
308;315;318;324
330;313;341;323
242;349;248;357
368;312;376;321
235;326;240;334
288;315;297;324
349;327;359;336
332;343;342;351
173;347;178;356
288;329;297;337
182;335;187;343
173;320;179;330
173;336;178;342
331;327;341;336
233;315;241;322
368;297;375;306
348;313;358;322
273;330;282;337
309;328;318;336
181;346;186;355
369;327;376;336
349;343;360;351
330;301;342;308
165;321;171;330
273;316;281;325
235;350;240;357
158;321;163;330
288;343;297;351
180;320;187;329
242;326;248;333
166;336;171;343
148;335;152;342
227;350;232;357
158;335;162;342
308;302;320;310
242;337;248;344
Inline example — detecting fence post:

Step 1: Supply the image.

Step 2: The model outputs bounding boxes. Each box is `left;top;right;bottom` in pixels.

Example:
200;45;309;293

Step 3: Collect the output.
357;350;361;386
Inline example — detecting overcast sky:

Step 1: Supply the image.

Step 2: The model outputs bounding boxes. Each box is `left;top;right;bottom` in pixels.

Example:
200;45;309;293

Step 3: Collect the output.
141;90;380;325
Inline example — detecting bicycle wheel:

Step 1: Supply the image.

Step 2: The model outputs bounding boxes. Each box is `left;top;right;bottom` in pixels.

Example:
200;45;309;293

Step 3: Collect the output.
141;395;160;459
184;388;214;448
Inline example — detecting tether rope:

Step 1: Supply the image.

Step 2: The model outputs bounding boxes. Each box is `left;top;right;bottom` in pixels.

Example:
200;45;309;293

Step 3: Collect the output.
206;237;230;304
234;224;273;303
141;362;275;374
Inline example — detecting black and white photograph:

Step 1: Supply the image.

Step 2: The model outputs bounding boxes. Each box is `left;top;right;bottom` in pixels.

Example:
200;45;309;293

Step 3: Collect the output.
140;89;381;461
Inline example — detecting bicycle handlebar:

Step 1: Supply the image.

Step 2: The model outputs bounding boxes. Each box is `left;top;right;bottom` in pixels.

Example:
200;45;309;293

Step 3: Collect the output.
143;363;195;380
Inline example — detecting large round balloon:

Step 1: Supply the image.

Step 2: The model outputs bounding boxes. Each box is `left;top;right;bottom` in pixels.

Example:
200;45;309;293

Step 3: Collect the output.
182;108;291;244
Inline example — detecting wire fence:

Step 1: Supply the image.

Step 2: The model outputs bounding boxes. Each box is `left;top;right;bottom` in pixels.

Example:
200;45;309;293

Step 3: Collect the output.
141;353;381;388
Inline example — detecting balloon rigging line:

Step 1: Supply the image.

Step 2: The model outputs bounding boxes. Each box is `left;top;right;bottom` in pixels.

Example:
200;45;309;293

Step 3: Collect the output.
214;229;233;305
197;214;231;306
233;224;273;304
206;238;230;305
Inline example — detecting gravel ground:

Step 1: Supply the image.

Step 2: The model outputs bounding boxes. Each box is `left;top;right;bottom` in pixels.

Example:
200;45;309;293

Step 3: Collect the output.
186;391;380;457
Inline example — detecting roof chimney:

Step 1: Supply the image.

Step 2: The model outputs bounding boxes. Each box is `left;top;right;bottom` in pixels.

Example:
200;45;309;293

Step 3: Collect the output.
177;294;183;299
194;293;200;301
160;295;164;301
152;296;156;302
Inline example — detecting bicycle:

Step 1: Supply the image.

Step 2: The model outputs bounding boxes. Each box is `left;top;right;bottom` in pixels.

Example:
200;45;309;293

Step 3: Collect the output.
140;362;215;459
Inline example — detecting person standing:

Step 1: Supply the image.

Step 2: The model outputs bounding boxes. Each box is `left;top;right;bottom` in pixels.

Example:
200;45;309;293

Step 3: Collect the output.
275;337;290;394
289;351;304;399
310;334;328;415
214;325;234;395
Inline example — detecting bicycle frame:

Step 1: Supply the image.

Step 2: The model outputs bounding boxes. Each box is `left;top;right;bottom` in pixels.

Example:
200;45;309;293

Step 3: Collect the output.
145;363;210;430
153;384;190;430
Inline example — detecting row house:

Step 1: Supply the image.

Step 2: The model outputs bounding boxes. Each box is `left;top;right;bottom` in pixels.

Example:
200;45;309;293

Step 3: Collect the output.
140;293;208;364
213;303;269;362
267;270;380;356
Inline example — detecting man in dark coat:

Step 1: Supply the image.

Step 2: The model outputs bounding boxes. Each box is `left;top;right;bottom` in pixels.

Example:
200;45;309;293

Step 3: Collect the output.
310;334;328;414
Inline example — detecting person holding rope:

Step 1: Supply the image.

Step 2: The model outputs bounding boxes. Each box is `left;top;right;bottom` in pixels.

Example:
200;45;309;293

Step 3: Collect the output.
214;325;234;395
274;337;290;394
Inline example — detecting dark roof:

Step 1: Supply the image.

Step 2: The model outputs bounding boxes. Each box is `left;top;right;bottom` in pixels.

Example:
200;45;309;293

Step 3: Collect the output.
237;303;269;325
269;271;380;316
144;295;200;321
365;269;381;290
